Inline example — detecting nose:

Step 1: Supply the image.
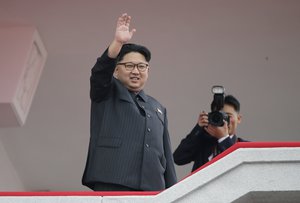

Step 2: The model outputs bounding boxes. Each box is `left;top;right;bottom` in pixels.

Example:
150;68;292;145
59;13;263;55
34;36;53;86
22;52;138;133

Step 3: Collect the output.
131;66;140;74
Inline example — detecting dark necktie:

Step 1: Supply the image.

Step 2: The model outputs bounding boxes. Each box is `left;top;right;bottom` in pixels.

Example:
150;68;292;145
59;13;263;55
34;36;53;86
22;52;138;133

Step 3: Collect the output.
212;135;237;158
131;93;145;117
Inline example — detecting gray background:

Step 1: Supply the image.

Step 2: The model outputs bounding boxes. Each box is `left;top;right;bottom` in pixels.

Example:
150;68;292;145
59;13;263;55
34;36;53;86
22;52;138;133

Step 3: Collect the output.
0;0;299;191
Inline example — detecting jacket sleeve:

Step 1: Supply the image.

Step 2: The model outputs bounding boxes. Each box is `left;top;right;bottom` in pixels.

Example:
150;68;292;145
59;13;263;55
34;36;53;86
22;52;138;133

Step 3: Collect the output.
173;125;216;165
90;48;117;102
163;109;178;188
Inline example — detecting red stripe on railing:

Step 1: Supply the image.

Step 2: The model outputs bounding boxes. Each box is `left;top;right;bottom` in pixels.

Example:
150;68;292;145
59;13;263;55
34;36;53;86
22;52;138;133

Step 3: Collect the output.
0;191;160;196
183;142;300;180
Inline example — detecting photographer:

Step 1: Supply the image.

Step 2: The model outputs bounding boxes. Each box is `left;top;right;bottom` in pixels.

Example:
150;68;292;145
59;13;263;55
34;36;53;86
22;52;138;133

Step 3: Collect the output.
173;94;247;172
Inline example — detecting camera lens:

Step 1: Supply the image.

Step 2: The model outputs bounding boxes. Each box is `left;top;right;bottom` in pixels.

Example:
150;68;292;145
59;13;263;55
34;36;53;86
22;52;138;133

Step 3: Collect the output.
208;111;224;126
211;113;223;123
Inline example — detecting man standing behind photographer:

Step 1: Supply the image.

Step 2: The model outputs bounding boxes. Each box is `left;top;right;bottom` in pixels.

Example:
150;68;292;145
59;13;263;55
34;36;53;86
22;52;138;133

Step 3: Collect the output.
173;95;247;172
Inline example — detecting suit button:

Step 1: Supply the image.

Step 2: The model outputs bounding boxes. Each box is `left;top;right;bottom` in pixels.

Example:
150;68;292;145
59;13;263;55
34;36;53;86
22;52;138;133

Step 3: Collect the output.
147;128;151;132
145;144;149;148
141;105;145;109
147;114;151;118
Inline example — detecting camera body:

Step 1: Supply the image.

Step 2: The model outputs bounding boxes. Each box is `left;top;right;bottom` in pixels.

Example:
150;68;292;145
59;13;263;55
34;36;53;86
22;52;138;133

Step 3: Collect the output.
208;111;230;126
208;86;230;126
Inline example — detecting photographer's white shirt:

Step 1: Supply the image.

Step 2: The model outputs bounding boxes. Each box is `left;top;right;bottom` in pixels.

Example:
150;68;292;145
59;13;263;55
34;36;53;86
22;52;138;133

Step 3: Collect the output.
208;134;232;161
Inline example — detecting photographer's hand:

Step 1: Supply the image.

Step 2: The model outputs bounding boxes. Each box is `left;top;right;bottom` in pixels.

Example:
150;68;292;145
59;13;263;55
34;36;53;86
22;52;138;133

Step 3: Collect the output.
197;111;209;127
204;120;229;139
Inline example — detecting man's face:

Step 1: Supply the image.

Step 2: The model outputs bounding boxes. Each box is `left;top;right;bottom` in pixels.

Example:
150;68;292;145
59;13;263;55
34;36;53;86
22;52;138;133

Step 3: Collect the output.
223;104;241;135
114;52;149;92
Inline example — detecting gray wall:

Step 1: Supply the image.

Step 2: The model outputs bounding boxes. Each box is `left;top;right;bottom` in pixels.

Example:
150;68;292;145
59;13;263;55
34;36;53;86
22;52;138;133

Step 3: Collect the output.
0;0;299;191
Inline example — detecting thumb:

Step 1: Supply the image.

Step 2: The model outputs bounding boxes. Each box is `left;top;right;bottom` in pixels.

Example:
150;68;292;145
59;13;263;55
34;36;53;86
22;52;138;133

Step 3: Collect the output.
130;28;136;36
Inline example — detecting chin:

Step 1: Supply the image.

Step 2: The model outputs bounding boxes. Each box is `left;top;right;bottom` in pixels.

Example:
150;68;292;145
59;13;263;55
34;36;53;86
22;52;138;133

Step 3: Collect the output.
129;87;142;92
130;84;144;90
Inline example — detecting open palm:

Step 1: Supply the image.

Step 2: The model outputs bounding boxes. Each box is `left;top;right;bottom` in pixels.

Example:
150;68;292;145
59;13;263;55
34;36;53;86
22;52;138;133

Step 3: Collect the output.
115;13;136;44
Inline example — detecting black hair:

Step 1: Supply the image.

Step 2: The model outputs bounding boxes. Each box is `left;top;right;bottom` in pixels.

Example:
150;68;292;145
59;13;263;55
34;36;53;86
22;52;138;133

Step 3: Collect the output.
225;95;240;113
117;43;151;62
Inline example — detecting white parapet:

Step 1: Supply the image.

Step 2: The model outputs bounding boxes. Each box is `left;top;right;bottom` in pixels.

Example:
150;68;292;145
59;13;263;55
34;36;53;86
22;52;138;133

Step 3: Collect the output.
103;145;300;203
0;143;300;202
0;25;47;127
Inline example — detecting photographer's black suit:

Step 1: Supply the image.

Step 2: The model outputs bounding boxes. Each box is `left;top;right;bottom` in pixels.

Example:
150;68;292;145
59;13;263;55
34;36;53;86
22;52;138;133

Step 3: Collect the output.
173;124;247;172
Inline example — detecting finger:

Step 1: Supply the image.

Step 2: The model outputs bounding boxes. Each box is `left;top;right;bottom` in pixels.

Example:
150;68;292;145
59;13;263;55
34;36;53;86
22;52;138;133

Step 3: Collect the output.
207;124;217;131
117;17;122;26
129;28;136;36
118;13;128;25
198;115;208;127
204;126;213;135
117;17;125;27
197;113;202;123
200;123;208;128
200;112;208;118
121;13;128;20
200;115;208;123
202;115;208;120
223;120;228;127
126;15;131;21
202;120;209;126
125;15;132;27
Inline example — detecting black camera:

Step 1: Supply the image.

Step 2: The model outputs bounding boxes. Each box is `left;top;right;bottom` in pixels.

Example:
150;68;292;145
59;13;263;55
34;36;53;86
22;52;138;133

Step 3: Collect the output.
208;86;230;126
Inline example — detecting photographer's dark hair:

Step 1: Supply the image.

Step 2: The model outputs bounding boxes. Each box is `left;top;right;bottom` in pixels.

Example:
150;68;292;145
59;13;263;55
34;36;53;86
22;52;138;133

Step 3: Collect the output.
117;43;151;62
225;95;240;113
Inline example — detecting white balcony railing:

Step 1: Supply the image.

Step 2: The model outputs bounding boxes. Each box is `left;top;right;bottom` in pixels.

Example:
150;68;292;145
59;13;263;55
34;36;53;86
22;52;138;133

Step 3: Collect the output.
1;142;300;203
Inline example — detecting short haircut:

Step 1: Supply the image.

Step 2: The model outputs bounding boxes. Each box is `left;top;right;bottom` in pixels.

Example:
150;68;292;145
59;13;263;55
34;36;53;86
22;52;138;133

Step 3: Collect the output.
225;95;240;113
117;43;151;62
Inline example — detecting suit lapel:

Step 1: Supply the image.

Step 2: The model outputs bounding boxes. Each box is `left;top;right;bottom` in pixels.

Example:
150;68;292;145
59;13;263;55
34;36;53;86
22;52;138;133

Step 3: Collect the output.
231;135;237;143
114;78;135;104
138;90;148;102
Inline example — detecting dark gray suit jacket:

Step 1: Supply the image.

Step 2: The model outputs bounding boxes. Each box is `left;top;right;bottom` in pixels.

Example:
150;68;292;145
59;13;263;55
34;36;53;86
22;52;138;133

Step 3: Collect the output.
82;50;177;191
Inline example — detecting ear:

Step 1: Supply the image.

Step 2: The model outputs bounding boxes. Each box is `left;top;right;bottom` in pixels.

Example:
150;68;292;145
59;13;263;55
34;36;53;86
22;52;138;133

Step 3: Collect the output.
237;114;242;124
113;67;119;79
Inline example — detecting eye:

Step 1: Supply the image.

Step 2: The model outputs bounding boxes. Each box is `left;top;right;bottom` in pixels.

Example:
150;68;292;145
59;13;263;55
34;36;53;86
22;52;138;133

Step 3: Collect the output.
125;64;134;69
138;64;147;69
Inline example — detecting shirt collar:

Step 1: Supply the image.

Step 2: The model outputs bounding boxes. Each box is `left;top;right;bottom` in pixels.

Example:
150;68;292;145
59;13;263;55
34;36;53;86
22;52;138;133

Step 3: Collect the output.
130;90;148;102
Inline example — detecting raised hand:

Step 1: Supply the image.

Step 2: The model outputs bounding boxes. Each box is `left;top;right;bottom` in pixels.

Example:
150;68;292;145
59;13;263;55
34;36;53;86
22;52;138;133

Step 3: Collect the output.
108;13;136;58
115;13;136;44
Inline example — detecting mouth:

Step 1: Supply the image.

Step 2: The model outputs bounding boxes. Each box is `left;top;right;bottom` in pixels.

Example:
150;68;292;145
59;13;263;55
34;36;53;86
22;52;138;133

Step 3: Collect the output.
130;76;140;81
